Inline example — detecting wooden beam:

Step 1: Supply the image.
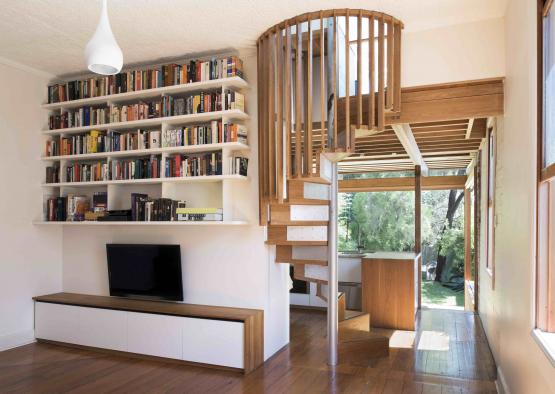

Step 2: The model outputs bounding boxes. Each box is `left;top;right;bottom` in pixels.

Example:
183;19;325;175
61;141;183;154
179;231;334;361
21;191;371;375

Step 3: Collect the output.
465;118;474;139
391;123;429;175
338;78;504;127
339;175;467;192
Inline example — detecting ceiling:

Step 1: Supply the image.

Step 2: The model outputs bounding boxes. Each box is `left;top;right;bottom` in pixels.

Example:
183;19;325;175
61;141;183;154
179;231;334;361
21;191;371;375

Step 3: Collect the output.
0;0;506;77
338;118;485;174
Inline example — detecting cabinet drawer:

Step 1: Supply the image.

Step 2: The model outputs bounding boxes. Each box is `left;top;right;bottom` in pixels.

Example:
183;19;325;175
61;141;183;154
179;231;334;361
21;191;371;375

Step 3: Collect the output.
182;318;244;369
77;306;127;351
35;302;81;344
127;312;182;360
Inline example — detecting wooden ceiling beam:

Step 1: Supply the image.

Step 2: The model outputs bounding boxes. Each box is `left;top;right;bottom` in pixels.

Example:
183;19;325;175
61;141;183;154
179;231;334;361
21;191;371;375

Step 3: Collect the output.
391;123;429;175
338;78;504;126
338;175;467;192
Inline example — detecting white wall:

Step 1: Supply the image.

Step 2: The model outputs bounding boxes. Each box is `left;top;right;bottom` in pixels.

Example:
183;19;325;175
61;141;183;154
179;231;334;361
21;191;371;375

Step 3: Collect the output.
0;63;62;351
478;1;555;393
402;17;505;87
60;52;290;360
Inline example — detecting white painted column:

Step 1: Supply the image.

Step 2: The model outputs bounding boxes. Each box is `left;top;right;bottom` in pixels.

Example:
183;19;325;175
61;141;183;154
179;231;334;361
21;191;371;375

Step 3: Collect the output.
327;162;338;365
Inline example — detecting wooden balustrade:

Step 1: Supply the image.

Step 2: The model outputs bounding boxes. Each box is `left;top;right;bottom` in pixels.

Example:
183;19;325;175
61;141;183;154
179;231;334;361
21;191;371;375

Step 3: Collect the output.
257;9;403;224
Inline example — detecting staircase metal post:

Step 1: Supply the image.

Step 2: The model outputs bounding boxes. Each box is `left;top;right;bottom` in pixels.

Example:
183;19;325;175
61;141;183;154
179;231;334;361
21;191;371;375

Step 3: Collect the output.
327;162;339;366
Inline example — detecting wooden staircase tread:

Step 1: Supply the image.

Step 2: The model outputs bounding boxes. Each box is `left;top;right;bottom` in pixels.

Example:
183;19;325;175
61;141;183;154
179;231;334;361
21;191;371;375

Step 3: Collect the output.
276;259;328;266
269;221;329;226
344;309;367;320
287;177;331;185
284;199;330;205
266;240;328;246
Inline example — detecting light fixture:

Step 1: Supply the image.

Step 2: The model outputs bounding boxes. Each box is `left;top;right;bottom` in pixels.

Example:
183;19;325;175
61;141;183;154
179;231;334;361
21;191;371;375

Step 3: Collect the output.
85;0;123;75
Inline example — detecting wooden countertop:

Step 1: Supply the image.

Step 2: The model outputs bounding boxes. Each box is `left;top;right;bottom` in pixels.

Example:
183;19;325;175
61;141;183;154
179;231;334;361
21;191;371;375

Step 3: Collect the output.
362;252;421;261
33;292;263;323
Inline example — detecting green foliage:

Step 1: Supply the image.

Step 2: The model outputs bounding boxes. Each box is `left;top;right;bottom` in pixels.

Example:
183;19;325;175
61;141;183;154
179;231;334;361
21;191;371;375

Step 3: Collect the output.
338;191;414;252
437;215;465;279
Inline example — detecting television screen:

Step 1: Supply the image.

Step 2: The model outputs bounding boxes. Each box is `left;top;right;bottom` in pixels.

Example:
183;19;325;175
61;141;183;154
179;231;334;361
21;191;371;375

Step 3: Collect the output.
106;244;183;301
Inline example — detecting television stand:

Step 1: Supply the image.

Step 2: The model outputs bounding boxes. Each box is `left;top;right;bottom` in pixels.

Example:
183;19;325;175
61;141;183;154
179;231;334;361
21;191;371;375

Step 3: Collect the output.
33;293;264;373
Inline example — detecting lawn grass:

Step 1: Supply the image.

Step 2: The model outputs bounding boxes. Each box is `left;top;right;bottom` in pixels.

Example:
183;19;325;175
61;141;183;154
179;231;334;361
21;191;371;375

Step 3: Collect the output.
422;280;464;309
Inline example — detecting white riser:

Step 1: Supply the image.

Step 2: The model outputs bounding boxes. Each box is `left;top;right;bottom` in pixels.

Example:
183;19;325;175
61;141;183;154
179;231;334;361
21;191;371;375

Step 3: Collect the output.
292;245;328;260
305;264;328;281
287;226;327;241
290;205;329;221
319;155;332;182
303;183;330;200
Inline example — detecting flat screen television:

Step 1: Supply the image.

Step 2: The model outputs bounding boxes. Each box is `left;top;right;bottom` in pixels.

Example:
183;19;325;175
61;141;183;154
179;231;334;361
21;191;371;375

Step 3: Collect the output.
106;244;183;302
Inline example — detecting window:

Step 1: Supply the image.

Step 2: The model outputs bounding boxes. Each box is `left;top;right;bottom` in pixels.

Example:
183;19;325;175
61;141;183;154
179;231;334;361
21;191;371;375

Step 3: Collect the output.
537;0;555;334
485;125;496;287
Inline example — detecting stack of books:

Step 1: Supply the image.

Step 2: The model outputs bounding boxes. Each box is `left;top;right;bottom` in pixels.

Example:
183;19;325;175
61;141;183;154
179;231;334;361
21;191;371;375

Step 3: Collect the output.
165;152;222;178
176;208;223;222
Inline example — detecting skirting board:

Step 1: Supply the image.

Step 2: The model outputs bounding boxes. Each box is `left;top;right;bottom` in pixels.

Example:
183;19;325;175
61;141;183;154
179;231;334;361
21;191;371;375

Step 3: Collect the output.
495;366;510;394
0;329;36;352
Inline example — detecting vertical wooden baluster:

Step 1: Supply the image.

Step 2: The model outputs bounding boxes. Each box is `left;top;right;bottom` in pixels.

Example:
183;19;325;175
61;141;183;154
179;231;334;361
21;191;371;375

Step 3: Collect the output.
260;37;269;222
306;20;313;176
268;32;275;200
345;11;350;151
393;21;402;113
386;17;394;110
257;39;265;224
377;15;385;131
333;11;338;150
285;24;292;180
320;12;325;154
295;22;303;177
368;15;375;130
357;11;362;130
276;27;284;202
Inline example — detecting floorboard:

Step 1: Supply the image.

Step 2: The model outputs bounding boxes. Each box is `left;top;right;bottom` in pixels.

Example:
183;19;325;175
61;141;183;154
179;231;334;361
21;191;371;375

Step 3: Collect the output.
0;308;497;393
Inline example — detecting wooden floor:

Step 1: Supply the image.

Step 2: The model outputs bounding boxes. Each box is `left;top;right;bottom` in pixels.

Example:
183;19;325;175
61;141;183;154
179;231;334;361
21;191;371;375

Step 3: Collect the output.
0;308;497;393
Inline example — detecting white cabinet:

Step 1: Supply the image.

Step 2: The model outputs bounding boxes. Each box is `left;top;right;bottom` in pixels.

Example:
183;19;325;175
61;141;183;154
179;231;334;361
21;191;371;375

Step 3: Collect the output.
77;306;127;351
182;318;244;369
35;303;81;344
34;302;246;370
127;312;183;360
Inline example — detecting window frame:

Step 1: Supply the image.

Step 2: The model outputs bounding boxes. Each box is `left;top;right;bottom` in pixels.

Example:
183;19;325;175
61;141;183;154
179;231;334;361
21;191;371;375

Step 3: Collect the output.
485;124;496;289
537;0;555;334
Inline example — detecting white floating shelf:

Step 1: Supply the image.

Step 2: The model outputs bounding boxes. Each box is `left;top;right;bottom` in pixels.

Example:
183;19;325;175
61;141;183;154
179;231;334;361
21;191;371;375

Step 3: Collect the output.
42;76;249;111
33;220;249;226
43;109;249;136
41;142;249;161
42;174;248;187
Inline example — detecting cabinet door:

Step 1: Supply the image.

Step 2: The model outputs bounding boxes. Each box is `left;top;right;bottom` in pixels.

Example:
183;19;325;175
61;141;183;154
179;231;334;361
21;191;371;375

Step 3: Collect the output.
35;302;80;344
127;312;183;360
182;318;244;369
77;306;127;351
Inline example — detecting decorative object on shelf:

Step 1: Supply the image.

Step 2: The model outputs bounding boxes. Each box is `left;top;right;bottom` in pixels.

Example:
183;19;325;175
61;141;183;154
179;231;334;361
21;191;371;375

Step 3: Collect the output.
85;0;123;75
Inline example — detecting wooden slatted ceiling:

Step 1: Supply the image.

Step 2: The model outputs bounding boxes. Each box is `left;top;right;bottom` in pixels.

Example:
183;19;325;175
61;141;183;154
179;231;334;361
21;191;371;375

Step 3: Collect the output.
337;117;483;173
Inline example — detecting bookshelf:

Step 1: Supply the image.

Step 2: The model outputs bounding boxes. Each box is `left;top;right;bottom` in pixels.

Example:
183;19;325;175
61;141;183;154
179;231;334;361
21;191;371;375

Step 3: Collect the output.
40;56;251;225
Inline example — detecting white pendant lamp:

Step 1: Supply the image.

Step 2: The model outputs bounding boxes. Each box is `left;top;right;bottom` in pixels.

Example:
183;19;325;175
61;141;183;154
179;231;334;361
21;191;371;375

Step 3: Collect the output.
85;0;123;75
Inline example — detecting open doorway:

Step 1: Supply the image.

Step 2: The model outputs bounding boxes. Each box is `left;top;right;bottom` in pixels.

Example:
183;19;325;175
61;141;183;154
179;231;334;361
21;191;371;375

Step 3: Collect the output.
421;187;466;310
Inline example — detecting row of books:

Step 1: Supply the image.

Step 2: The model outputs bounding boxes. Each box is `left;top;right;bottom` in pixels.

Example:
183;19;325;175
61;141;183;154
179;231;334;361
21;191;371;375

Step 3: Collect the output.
49;102;160;130
46;129;160;156
44;123;247;158
111;156;161;181
65;162;110;183
163;121;247;147
165;152;222;178
45;192;107;222
48;90;245;130
131;194;185;221
47;56;244;103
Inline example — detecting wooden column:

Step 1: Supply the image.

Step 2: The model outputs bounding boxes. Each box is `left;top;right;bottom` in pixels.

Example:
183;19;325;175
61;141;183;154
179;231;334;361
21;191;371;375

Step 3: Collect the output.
474;164;480;309
415;165;422;309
